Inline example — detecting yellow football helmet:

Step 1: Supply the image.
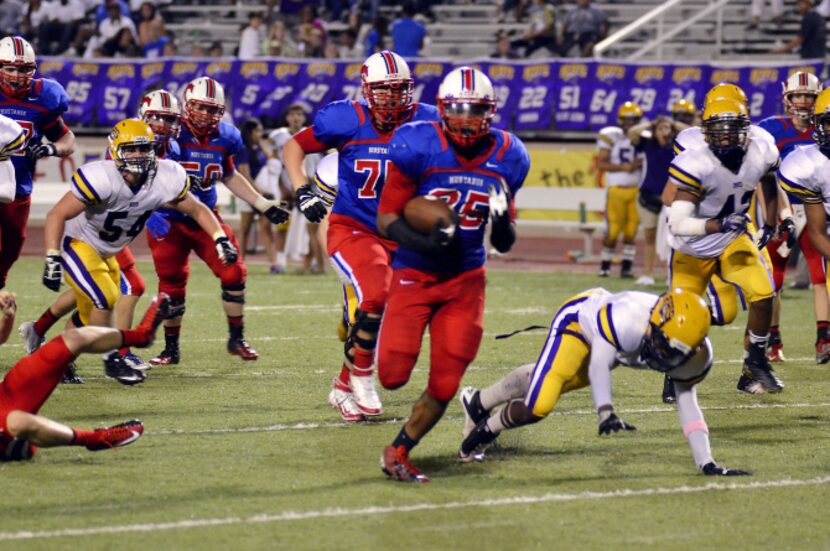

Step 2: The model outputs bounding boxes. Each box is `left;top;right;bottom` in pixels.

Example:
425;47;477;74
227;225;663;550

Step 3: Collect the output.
108;119;157;178
704;82;748;109
702;98;750;166
617;101;643;128
671;99;697;124
813;88;830;148
643;289;710;372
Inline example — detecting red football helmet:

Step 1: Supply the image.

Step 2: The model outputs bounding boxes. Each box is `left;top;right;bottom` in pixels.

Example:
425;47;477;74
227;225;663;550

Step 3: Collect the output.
0;37;36;99
182;77;225;137
437;67;496;148
361;50;414;130
139;89;181;139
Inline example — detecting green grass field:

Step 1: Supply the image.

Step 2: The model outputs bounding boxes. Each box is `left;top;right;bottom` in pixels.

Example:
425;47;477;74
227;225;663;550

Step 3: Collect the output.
1;257;829;550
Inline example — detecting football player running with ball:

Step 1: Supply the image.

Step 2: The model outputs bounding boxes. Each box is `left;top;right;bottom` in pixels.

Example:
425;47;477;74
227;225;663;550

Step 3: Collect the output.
42;119;235;385
148;77;289;367
458;288;750;477
0;36;75;290
376;67;529;483
283;51;440;422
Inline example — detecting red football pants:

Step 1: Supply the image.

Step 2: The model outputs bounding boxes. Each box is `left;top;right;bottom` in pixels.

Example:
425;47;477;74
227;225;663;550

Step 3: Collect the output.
328;214;396;315
377;267;485;402
146;218;246;302
0;337;76;452
115;246;146;297
768;230;826;291
0;195;31;287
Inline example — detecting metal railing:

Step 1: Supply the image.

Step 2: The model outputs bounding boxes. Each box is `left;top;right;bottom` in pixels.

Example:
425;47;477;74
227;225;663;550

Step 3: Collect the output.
594;0;731;61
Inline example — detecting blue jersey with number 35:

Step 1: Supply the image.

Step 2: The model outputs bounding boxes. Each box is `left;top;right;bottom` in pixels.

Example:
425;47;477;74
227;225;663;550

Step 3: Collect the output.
389;121;530;273
312;99;440;233
161;121;242;222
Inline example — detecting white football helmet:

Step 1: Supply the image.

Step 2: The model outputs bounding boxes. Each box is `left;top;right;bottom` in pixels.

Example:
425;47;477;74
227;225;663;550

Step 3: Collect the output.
182;77;226;136
0;36;36;99
139;89;181;139
782;71;821;121
437;67;496;147
361;50;413;128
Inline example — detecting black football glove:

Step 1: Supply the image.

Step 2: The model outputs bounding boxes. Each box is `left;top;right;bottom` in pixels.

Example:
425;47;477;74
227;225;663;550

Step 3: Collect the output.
255;197;291;225
188;173;218;190
701;462;751;476
598;413;637;436
42;254;63;291
718;212;750;233
214;236;238;265
754;223;775;249
25;142;57;161
427;217;459;252
777;217;797;249
296;184;327;224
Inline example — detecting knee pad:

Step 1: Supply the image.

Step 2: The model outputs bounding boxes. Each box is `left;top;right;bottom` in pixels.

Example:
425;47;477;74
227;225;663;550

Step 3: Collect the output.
344;309;382;357
1;438;36;462
70;310;84;328
167;299;186;319
221;290;245;304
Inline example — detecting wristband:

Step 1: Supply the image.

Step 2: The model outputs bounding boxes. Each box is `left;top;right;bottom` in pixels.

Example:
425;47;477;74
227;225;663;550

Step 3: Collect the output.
212;231;226;241
253;195;269;212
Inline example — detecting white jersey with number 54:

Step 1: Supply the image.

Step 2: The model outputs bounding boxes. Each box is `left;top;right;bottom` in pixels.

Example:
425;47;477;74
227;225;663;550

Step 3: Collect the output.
64;159;190;257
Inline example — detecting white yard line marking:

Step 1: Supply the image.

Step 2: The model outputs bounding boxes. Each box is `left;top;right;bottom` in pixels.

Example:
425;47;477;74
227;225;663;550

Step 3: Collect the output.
1;477;828;541
150;401;830;437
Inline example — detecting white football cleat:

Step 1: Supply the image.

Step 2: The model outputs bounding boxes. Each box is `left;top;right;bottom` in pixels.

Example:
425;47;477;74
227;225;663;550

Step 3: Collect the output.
635;275;655;286
19;321;44;354
328;378;365;422
350;373;383;416
459;386;479;439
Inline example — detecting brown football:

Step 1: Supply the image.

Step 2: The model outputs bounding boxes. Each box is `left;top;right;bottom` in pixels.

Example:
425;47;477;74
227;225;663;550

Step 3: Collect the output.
403;195;455;234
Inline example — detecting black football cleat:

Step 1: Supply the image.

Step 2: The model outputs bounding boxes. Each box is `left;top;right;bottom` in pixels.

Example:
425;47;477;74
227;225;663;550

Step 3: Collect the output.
661;374;676;404
61;362;84;385
104;355;145;386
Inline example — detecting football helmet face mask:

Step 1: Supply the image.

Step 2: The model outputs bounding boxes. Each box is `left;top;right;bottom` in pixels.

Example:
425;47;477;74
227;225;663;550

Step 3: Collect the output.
139;89;181;140
437;67;497;148
704;82;748;109
642;289;710;373
0;37;36;99
702;98;750;170
671;99;697;125
183;77;226;137
782;72;821;121
617;101;643;131
109;119;157;181
361;50;414;129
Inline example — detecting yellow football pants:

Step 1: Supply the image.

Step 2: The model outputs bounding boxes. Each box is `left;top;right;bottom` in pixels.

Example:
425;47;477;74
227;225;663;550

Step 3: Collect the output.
605;186;639;242
61;238;120;326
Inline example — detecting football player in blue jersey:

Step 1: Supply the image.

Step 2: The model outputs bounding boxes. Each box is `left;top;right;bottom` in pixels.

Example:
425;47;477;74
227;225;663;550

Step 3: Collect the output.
283;50;441;422
758;71;830;363
147;77;289;366
375;67;530;483
0;36;75;290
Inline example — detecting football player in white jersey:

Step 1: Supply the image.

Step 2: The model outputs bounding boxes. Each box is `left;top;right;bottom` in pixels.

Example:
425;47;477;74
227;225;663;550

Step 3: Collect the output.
458;288;749;476
779;88;830;291
41;119;236;385
0;114;24;204
597;101;643;278
667;98;783;395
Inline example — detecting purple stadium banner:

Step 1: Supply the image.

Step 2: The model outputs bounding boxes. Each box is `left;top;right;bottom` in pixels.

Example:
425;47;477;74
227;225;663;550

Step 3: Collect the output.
40;57;824;131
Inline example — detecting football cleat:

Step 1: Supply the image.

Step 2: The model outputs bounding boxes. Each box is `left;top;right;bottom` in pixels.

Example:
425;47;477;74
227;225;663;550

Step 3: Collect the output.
458;447;485;463
816;338;830;364
380;445;429;483
736;373;765;395
18;321;44;354
123;351;150;371
350;373;382;416
328;377;365;422
149;347;179;366
86;420;144;451
104;355;146;386
661;374;676;404
739;358;784;394
598;269;610;277
459;386;486;439
228;338;258;360
61;362;84;385
768;343;785;363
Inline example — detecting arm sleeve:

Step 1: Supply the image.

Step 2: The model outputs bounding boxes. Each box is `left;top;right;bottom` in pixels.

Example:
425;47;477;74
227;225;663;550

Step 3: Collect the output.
675;381;714;468
588;339;618;412
669;200;708;236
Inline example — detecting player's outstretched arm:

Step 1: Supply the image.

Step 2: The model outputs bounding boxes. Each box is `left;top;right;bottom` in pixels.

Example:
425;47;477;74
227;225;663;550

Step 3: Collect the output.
171;194;238;265
224;170;290;225
589;341;636;435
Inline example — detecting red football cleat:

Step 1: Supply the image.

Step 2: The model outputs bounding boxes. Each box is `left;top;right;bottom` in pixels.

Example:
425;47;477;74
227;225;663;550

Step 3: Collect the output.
149;348;179;366
228;338;258;360
381;445;429;483
86;420;144;451
767;343;785;363
816;338;830;364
